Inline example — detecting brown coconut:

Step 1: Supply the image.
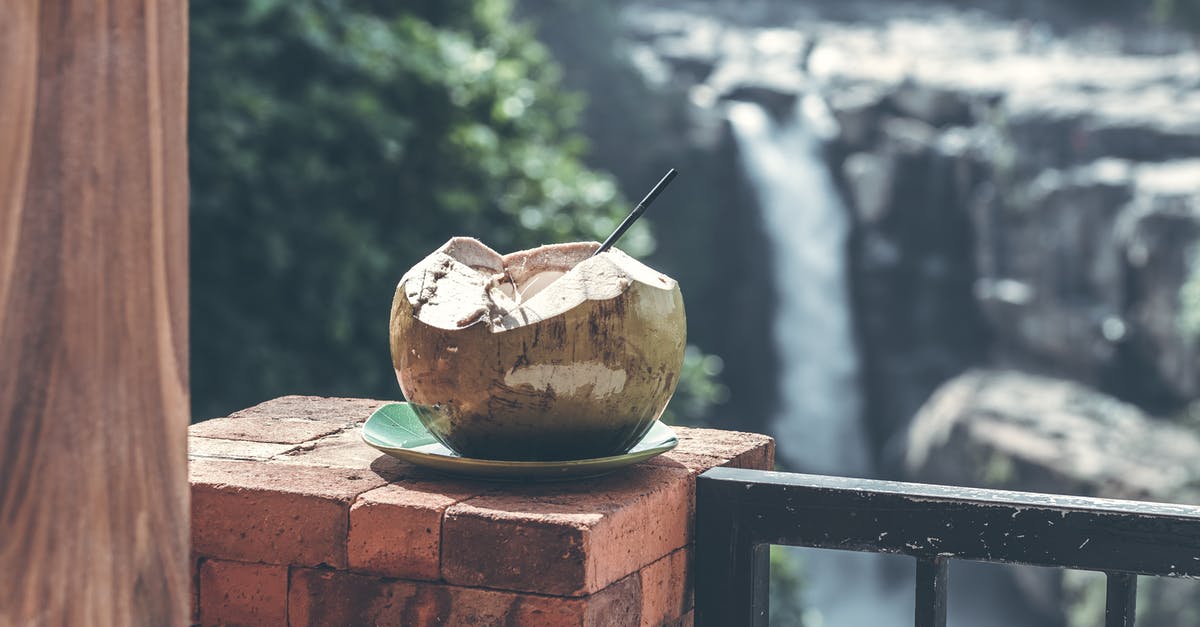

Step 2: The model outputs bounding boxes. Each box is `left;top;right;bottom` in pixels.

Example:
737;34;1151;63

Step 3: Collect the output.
390;237;686;461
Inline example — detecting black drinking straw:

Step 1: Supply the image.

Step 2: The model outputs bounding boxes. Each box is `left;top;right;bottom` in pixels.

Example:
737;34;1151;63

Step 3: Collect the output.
592;168;678;257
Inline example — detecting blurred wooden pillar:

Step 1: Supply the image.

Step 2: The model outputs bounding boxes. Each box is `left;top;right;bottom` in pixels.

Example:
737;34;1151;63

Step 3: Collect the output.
0;0;190;624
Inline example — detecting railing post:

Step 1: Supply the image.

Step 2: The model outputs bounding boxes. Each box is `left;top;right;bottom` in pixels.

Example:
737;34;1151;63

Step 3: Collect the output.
914;557;948;627
696;473;770;626
1105;572;1137;627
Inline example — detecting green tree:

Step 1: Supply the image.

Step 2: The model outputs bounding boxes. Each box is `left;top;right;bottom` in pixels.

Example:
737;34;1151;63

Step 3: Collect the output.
189;0;653;420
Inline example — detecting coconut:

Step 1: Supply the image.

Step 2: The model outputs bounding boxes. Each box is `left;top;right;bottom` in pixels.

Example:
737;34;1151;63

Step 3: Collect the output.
390;237;686;461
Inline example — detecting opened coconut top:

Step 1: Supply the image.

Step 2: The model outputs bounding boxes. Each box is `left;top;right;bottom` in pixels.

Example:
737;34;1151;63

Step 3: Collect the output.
400;237;677;332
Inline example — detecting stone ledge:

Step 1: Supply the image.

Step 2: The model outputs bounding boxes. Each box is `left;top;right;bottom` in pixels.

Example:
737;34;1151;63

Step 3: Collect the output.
189;395;773;625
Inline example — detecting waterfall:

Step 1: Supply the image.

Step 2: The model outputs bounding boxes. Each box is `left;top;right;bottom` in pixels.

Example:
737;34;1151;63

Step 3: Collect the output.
726;97;1043;627
726;98;870;477
727;97;911;627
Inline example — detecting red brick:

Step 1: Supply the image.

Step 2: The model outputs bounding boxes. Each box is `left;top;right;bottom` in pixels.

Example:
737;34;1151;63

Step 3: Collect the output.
189;395;388;443
649;426;774;474
287;568;638;626
273;426;408;477
347;478;488;579
191;458;389;567
188;436;298;462
639;548;691;626
198;559;286;627
186;397;771;624
442;466;692;596
585;573;643;626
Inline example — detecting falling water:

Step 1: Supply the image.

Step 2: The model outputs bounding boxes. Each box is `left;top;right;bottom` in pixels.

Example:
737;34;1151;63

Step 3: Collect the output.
727;97;1046;627
726;96;912;627
726;98;870;477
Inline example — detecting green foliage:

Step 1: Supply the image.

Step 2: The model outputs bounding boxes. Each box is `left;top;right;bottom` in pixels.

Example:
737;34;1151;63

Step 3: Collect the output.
190;0;722;425
978;450;1018;487
1156;0;1200;33
190;0;657;419
661;346;729;426
770;546;810;627
1062;570;1108;627
1180;248;1200;340
1064;570;1200;627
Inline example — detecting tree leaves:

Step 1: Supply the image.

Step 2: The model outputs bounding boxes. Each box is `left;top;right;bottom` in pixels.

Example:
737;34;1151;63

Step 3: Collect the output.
190;0;648;420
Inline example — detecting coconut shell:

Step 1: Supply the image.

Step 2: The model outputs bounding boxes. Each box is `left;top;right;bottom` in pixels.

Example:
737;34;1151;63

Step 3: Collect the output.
390;237;686;461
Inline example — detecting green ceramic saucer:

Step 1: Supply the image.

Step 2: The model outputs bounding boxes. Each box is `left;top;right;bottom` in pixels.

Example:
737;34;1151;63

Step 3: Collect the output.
361;402;678;481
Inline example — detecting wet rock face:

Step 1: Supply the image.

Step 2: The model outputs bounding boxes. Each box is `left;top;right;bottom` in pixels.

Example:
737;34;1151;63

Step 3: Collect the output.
839;115;992;462
973;160;1200;409
620;1;1200;462
906;369;1200;502
803;10;1200;450
972;161;1133;384
1120;173;1200;404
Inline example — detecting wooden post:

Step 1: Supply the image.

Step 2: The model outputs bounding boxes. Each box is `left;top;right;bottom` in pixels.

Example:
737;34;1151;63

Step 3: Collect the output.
0;0;190;624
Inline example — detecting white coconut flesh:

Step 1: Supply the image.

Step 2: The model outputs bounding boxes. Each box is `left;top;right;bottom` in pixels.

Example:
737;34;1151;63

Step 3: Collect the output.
400;237;677;332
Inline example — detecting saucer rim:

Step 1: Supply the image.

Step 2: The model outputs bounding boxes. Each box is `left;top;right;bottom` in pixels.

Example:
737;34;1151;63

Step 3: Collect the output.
360;402;678;479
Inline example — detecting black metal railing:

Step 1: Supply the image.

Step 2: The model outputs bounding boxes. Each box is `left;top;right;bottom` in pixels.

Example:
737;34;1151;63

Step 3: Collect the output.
695;467;1200;626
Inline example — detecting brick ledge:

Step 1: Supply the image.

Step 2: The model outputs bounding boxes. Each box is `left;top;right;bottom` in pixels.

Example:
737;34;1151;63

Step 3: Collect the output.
189;395;773;626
